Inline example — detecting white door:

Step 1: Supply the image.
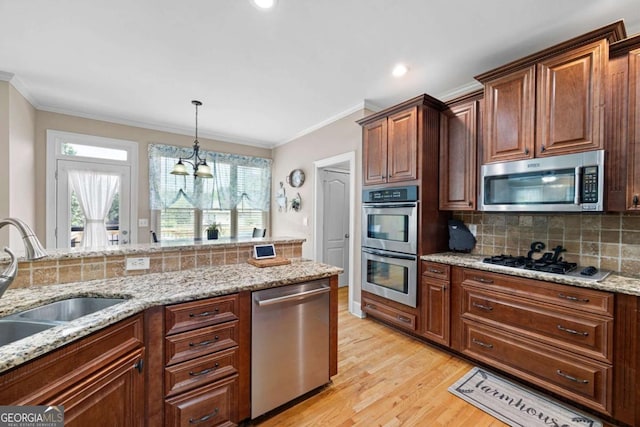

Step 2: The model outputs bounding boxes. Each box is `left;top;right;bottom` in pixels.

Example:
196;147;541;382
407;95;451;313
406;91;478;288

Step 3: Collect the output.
56;160;131;249
322;169;350;286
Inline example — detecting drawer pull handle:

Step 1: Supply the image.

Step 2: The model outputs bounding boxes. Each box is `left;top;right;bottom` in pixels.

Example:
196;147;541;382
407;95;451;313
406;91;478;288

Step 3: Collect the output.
366;304;377;310
189;336;219;347
428;268;443;274
472;302;494;312
556;369;589;384
189;408;219;424
397;315;411;323
472;276;494;284
558;294;589;303
189;308;219;318
557;325;589;336
471;338;494;349
189;362;220;377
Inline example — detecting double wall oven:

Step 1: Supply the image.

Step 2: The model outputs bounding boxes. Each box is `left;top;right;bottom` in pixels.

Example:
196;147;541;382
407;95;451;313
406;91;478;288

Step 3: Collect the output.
361;186;418;308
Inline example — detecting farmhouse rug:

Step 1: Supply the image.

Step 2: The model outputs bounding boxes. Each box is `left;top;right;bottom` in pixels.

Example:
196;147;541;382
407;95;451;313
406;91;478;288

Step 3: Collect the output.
448;367;603;427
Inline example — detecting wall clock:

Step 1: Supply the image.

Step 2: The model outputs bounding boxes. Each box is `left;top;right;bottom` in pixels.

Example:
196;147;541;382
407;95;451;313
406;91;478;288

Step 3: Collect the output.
287;169;305;187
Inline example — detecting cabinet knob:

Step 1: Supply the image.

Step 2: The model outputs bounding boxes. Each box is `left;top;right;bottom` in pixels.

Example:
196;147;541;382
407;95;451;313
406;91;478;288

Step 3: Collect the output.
540;145;546;152
524;148;530;155
633;195;639;207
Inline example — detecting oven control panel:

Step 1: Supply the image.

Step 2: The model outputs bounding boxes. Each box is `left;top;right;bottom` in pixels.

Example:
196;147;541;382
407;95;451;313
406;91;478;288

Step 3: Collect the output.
363;186;418;203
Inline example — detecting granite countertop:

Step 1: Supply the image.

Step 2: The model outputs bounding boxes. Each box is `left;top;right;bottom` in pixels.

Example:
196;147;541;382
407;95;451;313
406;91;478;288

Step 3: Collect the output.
0;259;342;374
421;252;640;296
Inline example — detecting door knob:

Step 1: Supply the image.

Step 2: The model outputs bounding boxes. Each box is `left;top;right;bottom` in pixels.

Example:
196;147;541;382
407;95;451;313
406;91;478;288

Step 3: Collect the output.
344;233;349;239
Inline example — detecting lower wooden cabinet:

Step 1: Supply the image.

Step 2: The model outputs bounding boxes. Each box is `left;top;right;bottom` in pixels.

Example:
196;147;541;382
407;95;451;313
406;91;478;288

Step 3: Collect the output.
165;375;238;427
0;314;145;425
419;261;450;345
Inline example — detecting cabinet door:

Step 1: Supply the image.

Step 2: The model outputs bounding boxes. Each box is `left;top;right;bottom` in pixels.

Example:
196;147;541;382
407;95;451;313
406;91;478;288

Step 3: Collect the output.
484;66;535;163
59;349;145;427
440;101;477;210
536;40;606;156
362;117;388;185
420;277;450;346
628;48;640;209
387;107;418;182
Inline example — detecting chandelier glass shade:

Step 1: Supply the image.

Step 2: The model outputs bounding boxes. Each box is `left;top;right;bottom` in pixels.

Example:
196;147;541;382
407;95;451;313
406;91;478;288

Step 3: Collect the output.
170;100;213;178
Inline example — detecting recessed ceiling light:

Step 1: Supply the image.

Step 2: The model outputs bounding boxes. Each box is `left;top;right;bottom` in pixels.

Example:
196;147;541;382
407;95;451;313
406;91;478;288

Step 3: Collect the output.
392;63;409;78
251;0;277;9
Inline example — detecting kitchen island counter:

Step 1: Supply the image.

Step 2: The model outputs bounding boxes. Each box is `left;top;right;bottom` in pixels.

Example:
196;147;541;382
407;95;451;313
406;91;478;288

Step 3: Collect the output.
0;259;342;373
421;252;640;296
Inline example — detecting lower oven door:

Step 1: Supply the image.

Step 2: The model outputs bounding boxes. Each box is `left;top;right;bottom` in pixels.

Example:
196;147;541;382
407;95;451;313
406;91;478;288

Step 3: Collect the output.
361;247;417;308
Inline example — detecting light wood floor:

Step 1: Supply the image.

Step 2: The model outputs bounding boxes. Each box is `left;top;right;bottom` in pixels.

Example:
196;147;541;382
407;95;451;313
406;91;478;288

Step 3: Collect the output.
253;287;507;427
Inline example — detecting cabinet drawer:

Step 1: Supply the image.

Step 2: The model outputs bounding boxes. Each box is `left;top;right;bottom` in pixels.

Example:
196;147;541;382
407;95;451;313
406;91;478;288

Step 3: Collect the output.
461;268;614;317
165;375;238;427
165;321;238;366
462;286;613;363
166;295;238;336
462;321;611;414
421;261;450;281
362;297;416;331
165;348;238;397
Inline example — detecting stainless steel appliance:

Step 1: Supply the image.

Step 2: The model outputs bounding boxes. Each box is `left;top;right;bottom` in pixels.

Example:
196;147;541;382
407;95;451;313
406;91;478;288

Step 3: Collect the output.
362;186;419;307
482;242;611;282
251;280;330;419
361;247;418;307
480;150;604;212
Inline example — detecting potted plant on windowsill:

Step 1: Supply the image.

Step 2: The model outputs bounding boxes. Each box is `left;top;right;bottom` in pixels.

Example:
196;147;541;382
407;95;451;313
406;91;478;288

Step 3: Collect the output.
206;223;220;240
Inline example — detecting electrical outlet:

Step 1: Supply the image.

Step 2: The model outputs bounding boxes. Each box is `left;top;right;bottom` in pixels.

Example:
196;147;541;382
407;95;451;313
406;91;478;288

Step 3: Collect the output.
468;224;477;237
138;218;149;227
126;257;150;270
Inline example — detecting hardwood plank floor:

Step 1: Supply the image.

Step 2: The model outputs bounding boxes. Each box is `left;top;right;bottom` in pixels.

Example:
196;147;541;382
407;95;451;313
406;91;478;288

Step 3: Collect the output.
252;287;507;427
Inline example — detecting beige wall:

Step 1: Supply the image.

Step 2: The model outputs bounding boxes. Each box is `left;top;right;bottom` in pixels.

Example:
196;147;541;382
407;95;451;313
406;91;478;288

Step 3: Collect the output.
35;110;271;244
271;109;368;302
0;82;37;249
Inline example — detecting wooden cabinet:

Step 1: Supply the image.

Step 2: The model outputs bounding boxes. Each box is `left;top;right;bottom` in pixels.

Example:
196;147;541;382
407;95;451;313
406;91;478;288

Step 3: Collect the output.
605;35;640;211
419;261;450;345
358;94;446;188
0;315;145;425
362;107;418;185
164;295;240;427
439;91;482;210
478;22;625;163
483;66;535;162
452;267;615;415
362;292;418;332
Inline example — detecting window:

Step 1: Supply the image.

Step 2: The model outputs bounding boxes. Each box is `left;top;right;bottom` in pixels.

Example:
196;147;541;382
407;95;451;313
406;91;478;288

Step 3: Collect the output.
149;144;271;241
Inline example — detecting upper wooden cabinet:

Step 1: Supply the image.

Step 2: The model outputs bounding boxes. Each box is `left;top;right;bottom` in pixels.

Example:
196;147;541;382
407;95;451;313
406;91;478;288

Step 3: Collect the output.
358;94;445;187
477;21;625;164
606;36;640;211
439;91;482;210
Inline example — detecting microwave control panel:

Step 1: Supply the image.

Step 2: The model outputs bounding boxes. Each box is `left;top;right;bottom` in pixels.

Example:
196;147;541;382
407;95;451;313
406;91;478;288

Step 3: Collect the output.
581;166;599;203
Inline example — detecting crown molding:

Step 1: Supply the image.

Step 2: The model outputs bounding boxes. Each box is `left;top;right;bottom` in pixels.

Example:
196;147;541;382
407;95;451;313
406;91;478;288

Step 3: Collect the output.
36;105;273;149
436;80;484;103
0;71;14;82
275;101;375;147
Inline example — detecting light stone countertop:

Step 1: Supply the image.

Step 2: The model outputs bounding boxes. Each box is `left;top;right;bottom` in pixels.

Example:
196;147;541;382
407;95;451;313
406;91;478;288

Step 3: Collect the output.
0;259;342;374
421;252;640;296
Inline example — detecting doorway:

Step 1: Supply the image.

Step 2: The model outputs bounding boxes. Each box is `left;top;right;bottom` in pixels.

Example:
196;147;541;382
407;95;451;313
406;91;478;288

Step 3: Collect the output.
45;130;138;249
321;168;350;287
314;151;361;317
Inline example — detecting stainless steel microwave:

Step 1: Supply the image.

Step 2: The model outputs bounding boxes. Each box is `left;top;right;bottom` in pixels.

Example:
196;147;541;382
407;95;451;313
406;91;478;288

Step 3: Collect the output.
480;150;604;212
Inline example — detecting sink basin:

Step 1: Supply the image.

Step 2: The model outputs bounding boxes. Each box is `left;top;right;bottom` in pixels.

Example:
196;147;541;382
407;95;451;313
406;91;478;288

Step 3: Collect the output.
0;319;56;346
6;297;126;322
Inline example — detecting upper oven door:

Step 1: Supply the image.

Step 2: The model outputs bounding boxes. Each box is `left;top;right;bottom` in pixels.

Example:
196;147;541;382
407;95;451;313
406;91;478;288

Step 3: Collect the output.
361;202;418;254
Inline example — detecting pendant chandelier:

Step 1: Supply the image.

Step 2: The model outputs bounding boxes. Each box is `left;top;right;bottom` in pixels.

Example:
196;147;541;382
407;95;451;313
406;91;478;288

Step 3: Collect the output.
170;100;213;178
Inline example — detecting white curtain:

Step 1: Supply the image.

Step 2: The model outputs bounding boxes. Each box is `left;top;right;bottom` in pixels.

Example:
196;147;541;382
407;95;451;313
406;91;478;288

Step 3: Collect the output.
69;171;119;248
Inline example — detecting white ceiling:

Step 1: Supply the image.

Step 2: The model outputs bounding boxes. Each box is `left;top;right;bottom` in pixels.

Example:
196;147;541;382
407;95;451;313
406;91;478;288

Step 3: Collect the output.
1;1;640;148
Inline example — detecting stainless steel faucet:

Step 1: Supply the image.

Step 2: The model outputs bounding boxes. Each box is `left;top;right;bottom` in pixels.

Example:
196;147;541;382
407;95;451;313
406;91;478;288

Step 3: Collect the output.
0;218;48;298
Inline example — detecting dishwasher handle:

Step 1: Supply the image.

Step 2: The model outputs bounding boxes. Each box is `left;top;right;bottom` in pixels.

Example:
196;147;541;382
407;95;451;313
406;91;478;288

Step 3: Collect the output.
256;285;330;307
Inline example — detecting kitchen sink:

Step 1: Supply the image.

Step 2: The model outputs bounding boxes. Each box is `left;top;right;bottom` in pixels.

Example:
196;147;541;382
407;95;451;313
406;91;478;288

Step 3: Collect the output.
0;319;57;347
4;297;126;323
0;297;127;346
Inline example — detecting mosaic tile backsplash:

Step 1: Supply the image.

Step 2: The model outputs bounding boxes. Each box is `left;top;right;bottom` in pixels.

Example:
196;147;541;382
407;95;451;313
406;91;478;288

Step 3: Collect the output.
453;212;640;276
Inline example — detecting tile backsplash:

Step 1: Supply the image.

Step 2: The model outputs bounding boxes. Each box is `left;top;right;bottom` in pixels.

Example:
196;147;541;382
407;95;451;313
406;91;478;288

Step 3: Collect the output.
453;212;640;276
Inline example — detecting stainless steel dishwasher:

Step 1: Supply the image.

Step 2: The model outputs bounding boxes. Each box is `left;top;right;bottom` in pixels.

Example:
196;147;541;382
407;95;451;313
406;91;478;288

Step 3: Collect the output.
251;279;330;419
